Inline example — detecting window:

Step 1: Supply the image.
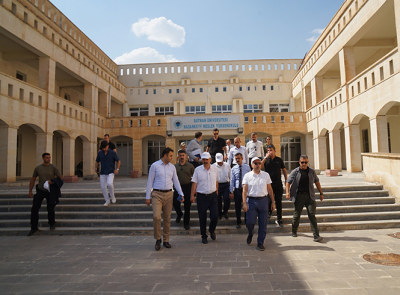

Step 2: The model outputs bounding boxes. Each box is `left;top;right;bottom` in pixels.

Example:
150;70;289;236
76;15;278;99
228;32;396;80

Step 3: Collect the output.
262;85;266;90
212;105;232;113
155;106;174;115
79;100;84;106
16;71;27;82
176;89;180;94
215;87;219;92
192;88;195;93
244;104;263;113
64;93;71;101
223;87;227;92
281;116;285;122
169;89;172;94
269;103;289;112
12;3;16;14
153;89;156;94
247;86;250;91
239;86;242;91
130;107;149;116
157;119;161;126
245;117;249;123
145;89;149;95
200;88;203;93
253;116;257;123
185;106;206;114
271;85;274;90
362;129;369;152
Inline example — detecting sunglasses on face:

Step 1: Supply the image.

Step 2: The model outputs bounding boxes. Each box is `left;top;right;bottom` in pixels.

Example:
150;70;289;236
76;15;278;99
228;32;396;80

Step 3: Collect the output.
300;161;309;164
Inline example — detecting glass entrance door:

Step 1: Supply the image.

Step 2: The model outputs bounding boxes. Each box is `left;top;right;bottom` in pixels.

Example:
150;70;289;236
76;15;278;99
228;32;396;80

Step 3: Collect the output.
147;140;166;173
280;137;301;171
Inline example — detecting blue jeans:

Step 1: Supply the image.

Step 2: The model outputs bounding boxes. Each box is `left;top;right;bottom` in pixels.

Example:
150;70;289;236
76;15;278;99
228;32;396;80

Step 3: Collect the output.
246;196;268;245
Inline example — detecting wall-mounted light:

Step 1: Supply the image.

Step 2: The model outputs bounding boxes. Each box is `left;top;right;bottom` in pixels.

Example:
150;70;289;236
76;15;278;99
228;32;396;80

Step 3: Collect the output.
166;130;173;137
237;127;244;134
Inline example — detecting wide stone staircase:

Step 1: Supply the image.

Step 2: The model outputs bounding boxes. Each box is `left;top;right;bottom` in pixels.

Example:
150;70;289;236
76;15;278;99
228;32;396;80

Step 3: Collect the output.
0;183;399;235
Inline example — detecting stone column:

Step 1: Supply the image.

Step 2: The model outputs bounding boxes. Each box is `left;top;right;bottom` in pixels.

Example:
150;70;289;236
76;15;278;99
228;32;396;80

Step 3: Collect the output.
305;134;315;168
38;57;56;93
62;137;75;176
329;130;342;170
166;137;176;164
313;136;327;170
36;132;53;166
339;47;356;86
98;92;108;116
0;126;18;182
83;141;96;176
370;116;389;153
132;139;142;176
311;76;324;105
344;125;362;172
84;84;96;111
274;135;281;158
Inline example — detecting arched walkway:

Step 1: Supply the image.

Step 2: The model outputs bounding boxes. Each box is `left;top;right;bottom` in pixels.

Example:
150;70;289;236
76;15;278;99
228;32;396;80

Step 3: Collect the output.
375;101;400;153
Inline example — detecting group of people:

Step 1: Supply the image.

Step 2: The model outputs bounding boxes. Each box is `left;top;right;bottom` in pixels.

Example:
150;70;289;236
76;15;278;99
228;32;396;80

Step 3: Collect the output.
28;131;325;251
147;129;325;251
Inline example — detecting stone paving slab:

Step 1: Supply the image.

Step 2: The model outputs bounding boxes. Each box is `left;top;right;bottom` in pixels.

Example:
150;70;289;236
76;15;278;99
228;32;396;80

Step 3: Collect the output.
0;229;399;294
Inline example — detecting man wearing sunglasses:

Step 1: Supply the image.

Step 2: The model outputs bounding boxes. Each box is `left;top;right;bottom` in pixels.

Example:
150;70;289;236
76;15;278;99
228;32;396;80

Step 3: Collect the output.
242;157;275;251
286;155;324;242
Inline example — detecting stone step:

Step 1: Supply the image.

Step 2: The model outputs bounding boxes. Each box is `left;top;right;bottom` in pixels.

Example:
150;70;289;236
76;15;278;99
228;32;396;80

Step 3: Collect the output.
1;219;400;236
0;191;392;206
1;203;399;219
2;211;400;228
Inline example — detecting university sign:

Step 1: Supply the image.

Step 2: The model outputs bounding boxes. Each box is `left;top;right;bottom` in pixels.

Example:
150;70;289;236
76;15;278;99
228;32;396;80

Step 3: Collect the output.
171;115;240;131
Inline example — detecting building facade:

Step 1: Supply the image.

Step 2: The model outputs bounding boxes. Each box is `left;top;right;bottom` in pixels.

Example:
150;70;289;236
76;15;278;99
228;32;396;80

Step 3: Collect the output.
0;0;399;185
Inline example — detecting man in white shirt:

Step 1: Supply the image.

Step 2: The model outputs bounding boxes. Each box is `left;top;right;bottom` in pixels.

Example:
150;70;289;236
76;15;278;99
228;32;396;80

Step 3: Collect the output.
212;153;231;220
246;132;264;169
146;147;184;251
225;139;232;161
228;137;249;167
191;152;219;244
242;157;275;251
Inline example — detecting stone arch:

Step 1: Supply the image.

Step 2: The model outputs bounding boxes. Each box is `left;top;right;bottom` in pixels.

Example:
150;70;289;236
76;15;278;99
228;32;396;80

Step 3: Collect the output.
52;130;72;175
74;135;89;177
375;101;400;153
16;123;45;177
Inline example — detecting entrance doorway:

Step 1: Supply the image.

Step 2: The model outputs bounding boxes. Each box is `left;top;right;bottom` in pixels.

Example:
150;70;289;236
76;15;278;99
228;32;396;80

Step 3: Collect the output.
280;136;302;170
147;140;166;173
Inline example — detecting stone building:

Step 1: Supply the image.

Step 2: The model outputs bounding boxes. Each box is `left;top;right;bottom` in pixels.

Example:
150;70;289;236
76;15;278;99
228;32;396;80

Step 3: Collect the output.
0;0;399;195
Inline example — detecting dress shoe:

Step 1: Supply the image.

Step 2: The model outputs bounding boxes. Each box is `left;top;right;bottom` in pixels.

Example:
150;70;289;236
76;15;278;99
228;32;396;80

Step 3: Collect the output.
175;214;182;224
246;234;253;245
210;232;216;240
49;224;56;231
184;224;190;230
163;242;171;248
313;235;323;242
256;244;266;251
155;239;162;251
202;238;208;244
224;214;229;220
27;228;39;236
236;224;241;229
292;231;298;237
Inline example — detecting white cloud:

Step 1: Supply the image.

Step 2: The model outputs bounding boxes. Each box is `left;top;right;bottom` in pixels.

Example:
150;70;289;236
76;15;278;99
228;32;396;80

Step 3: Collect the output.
306;36;319;43
114;47;183;64
312;28;324;34
131;17;186;47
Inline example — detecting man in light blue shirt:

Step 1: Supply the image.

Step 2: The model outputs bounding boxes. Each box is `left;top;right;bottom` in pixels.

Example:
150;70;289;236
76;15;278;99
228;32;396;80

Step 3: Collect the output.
146;147;184;251
229;153;251;228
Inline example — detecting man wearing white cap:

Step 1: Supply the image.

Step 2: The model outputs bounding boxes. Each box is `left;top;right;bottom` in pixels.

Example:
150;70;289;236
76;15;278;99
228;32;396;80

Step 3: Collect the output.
212;153;231;220
191;152;219;244
242;157;275;251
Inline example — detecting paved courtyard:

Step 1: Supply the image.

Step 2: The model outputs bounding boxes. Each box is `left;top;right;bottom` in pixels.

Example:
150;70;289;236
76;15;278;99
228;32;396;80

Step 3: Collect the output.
0;229;400;294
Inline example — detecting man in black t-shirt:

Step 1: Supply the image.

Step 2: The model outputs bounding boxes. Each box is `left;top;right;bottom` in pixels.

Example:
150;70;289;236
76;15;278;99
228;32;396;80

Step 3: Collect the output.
103;134;117;152
263;145;287;227
206;128;227;164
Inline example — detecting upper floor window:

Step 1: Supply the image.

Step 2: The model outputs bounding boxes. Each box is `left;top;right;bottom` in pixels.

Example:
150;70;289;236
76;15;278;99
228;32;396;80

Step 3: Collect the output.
155;106;174;115
244;104;263;113
192;88;195;93
200;88;203;93
212;105;232;113
262;85;266;90
169;89;172;94
215;87;219;92
185;106;206;114
130;107;149;117
269;103;289;112
223;87;227;92
239;86;243;91
176;89;180;94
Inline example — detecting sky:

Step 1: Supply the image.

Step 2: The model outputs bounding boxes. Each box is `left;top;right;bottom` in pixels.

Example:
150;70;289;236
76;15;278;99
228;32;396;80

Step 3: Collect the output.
50;0;345;65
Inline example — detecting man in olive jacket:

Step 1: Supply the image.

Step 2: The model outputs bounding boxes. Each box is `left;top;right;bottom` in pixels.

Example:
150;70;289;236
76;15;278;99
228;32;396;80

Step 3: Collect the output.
286;155;324;242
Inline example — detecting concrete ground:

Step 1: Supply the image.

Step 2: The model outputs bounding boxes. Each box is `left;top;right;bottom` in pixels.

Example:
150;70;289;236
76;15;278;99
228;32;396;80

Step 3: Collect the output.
0;171;369;195
0;229;400;294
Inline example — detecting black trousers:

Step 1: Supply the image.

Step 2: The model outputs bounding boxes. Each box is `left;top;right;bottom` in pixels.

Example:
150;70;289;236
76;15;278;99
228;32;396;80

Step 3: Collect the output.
268;184;283;220
30;187;55;230
234;188;243;225
217;182;230;217
197;192;218;239
173;183;193;226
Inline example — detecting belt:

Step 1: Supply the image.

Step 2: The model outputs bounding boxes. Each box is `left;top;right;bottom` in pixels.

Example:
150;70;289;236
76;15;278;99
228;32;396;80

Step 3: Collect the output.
248;196;266;199
153;189;172;192
197;191;216;197
219;182;229;185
